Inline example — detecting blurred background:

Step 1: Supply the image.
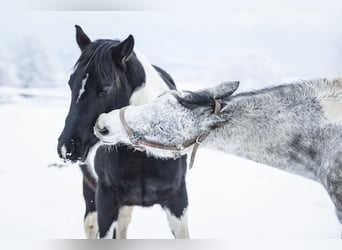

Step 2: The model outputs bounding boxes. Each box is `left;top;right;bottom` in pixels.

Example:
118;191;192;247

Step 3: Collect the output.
0;11;341;93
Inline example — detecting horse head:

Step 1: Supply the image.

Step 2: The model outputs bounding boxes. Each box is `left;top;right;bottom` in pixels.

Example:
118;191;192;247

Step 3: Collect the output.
57;25;145;162
94;81;239;158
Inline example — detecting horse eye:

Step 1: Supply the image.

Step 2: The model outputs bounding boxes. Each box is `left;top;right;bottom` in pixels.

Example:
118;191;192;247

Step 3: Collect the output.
97;91;107;97
97;86;111;97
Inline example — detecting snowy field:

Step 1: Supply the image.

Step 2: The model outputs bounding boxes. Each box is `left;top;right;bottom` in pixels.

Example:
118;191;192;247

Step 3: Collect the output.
0;10;342;250
0;88;341;239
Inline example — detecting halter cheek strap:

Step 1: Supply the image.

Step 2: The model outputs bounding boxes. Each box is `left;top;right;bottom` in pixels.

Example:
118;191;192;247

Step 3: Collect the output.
187;99;222;168
119;99;222;169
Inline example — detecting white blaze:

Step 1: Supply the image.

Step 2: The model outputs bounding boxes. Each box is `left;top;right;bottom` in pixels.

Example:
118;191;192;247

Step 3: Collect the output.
76;73;89;103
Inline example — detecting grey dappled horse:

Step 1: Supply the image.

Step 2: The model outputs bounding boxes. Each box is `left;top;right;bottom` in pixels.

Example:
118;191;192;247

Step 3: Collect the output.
95;78;342;236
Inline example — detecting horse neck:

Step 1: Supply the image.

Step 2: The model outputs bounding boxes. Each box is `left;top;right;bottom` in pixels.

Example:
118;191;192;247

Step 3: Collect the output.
204;80;331;179
129;50;169;106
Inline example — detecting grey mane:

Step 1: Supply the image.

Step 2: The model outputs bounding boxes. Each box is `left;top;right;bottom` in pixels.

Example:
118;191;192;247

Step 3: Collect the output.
177;78;339;117
230;79;324;102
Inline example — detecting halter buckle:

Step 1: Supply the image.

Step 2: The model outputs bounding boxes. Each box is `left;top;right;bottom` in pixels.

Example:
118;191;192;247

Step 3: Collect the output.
176;144;184;151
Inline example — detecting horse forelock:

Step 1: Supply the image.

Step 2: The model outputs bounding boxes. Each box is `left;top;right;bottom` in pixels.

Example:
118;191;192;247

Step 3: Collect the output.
74;39;123;90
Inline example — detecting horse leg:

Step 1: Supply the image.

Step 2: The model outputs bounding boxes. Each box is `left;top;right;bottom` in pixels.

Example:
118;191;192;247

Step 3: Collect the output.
80;164;98;239
163;182;189;239
324;163;342;238
96;182;120;239
116;206;134;239
82;177;98;238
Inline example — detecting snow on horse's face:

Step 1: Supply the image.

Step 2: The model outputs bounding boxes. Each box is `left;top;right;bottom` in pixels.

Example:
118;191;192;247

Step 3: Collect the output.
95;81;239;157
57;26;144;162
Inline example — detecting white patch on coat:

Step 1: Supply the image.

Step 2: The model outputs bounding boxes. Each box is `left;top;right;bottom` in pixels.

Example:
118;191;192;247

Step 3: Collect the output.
84;211;98;239
83;141;101;180
116;206;134;239
320;98;342;124
165;208;189;239
103;221;117;239
129;50;169;106
61;145;67;159
76;73;89;103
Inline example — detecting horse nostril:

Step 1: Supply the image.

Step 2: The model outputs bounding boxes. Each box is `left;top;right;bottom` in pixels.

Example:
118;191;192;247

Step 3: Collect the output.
97;126;110;136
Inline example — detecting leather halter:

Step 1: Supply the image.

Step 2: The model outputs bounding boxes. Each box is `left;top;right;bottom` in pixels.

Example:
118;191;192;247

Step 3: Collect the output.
119;99;222;169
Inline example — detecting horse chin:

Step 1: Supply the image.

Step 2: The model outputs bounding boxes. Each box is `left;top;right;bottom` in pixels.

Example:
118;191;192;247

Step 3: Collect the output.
78;146;90;163
62;145;90;164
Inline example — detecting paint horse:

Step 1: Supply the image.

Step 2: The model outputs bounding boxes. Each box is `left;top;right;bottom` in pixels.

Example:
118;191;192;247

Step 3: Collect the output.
57;25;189;238
95;78;342;235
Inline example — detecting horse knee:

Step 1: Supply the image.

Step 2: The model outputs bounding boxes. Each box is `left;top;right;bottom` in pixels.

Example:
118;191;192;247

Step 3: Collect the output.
84;211;98;239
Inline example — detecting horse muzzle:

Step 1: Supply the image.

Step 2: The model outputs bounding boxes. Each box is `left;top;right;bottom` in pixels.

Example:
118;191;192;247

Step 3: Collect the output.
57;139;89;163
94;115;114;143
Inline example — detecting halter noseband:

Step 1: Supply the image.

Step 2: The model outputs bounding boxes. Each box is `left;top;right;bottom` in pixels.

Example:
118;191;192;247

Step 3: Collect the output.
119;99;222;169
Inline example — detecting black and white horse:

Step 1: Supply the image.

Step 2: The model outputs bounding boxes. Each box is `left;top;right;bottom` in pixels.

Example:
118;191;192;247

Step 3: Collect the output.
95;79;342;236
57;25;189;238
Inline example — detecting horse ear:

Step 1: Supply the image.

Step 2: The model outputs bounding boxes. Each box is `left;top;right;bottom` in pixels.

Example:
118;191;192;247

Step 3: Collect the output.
112;34;134;65
75;25;91;51
208;81;239;99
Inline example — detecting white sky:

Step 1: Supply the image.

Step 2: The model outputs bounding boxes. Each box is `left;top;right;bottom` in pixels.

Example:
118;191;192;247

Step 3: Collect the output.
4;0;342;11
0;10;342;90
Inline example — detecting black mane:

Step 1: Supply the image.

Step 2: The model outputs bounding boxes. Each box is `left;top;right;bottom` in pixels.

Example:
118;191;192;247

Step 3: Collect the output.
74;39;121;86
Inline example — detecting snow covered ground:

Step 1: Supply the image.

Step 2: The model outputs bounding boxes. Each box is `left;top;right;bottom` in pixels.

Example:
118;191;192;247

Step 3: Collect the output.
0;10;342;249
0;88;341;239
